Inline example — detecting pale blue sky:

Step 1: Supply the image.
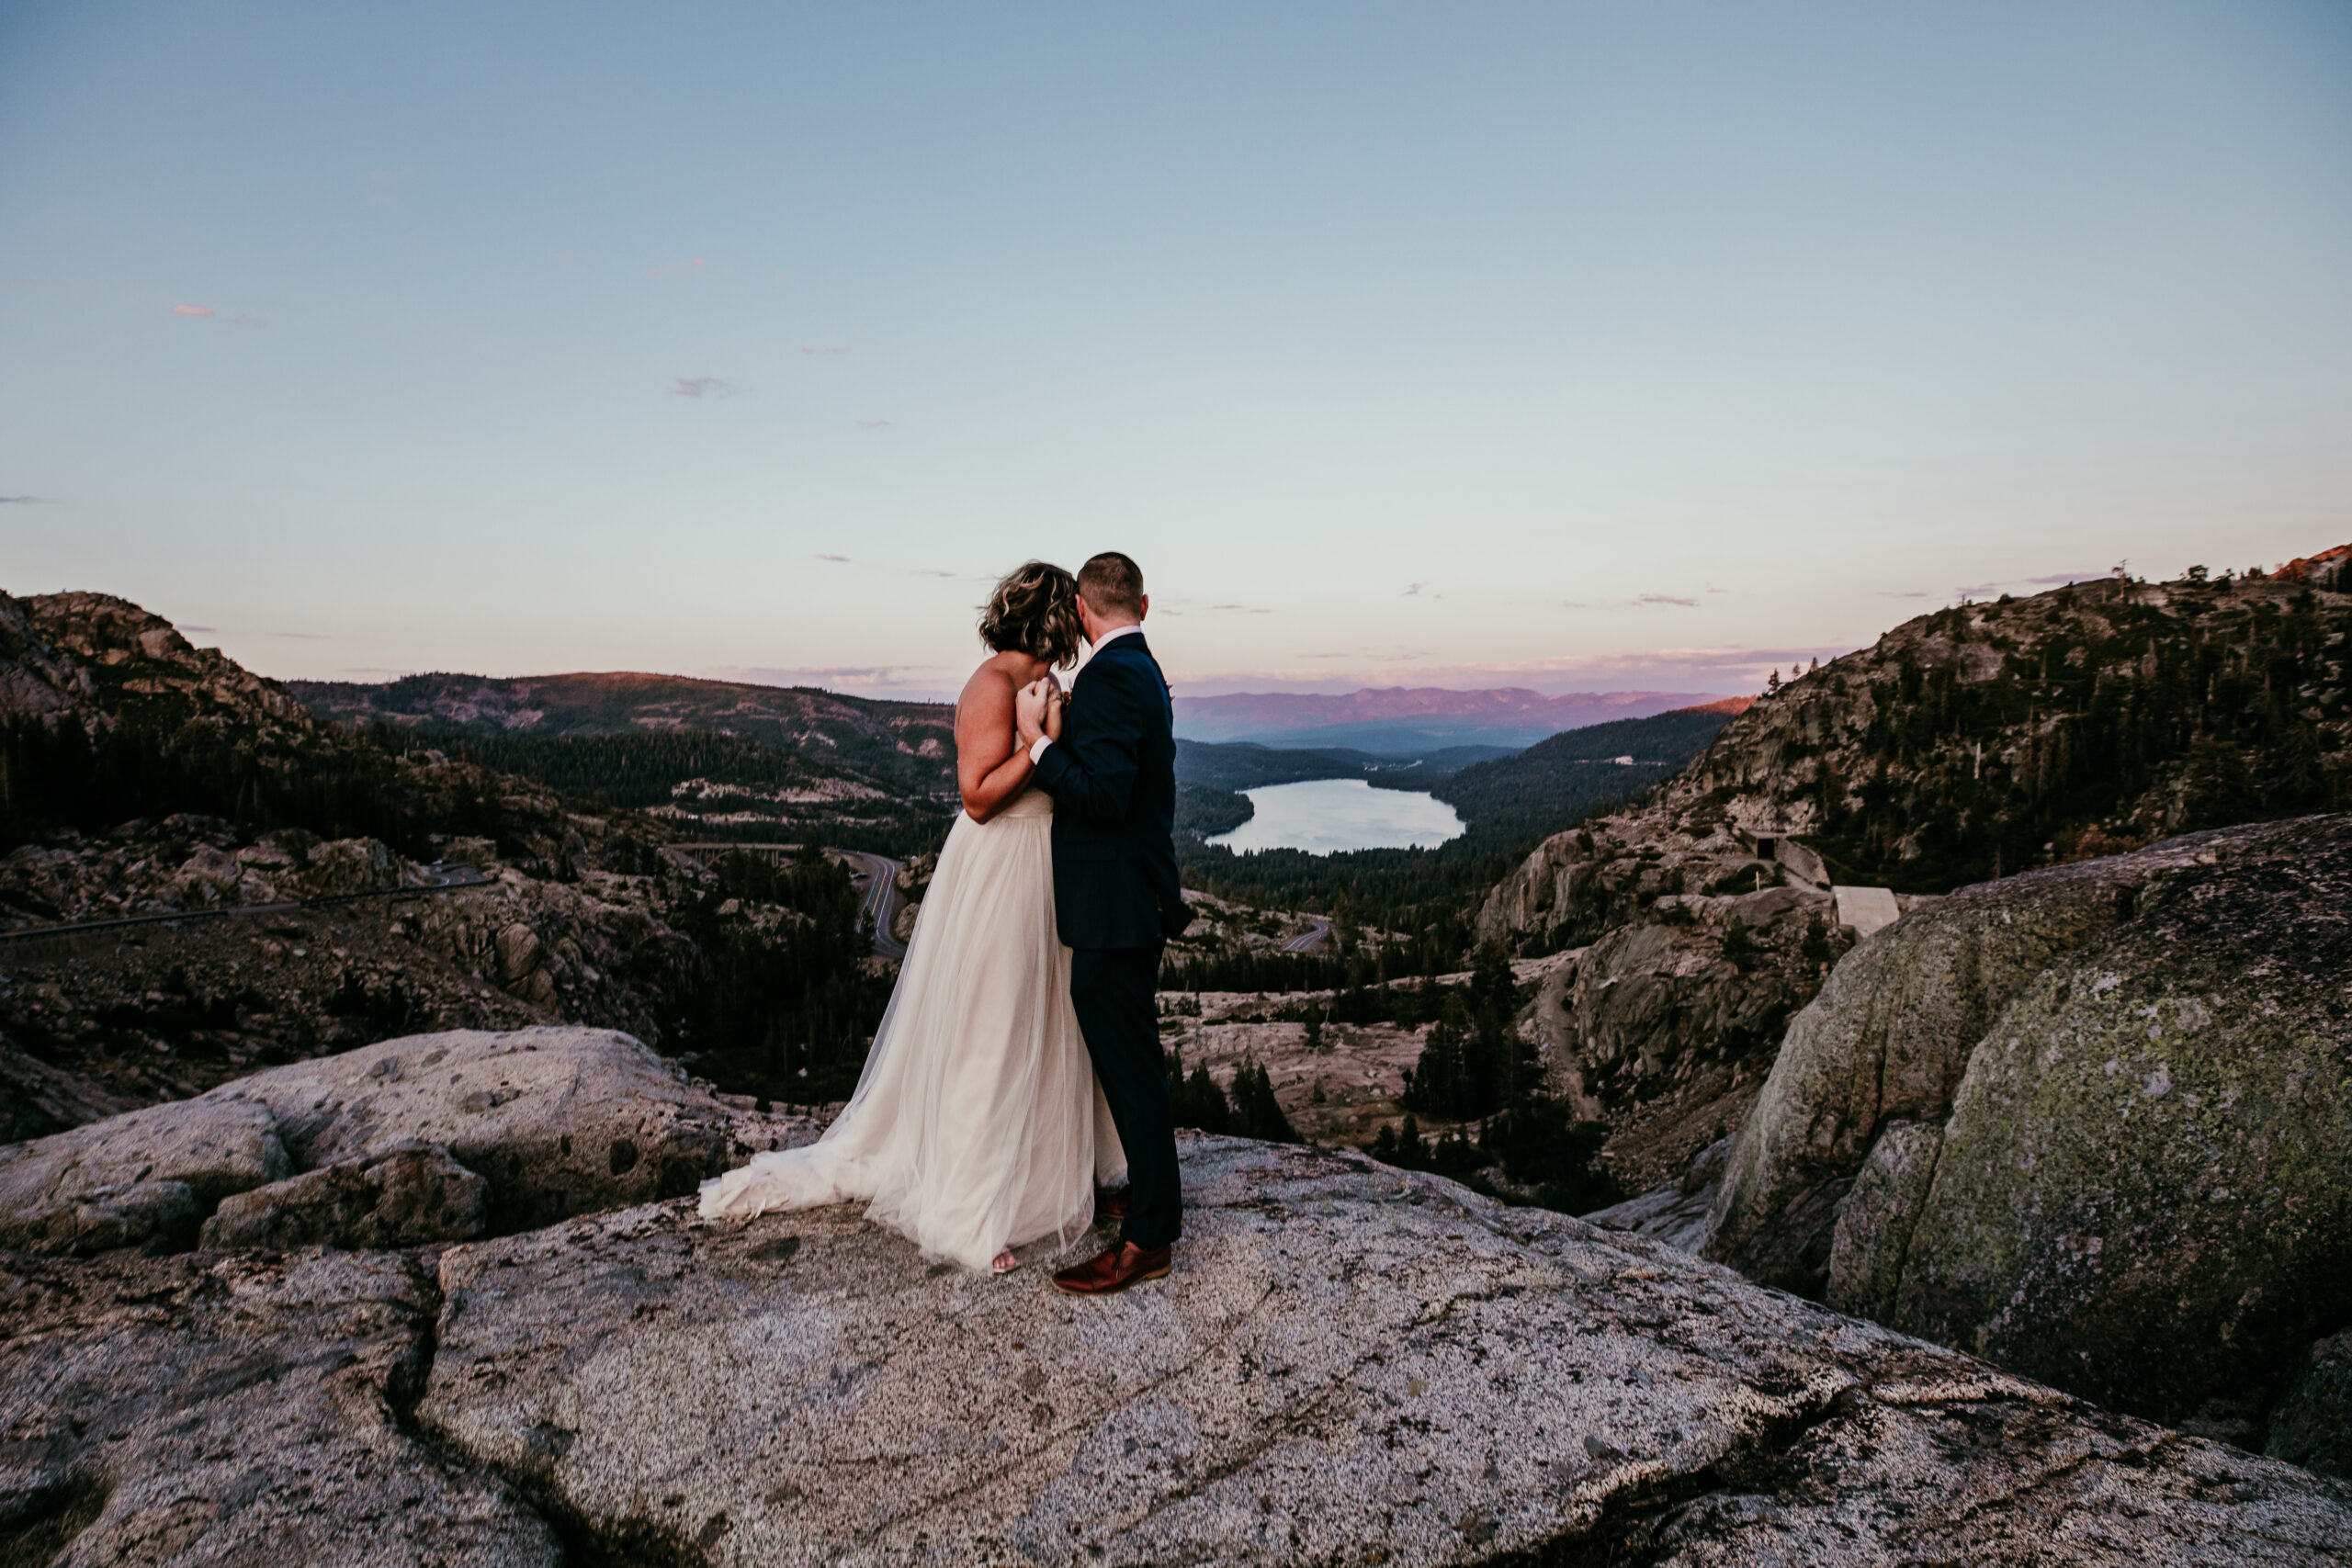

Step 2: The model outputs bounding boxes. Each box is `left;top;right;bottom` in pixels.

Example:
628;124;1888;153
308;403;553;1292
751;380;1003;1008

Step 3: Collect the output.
2;2;2346;699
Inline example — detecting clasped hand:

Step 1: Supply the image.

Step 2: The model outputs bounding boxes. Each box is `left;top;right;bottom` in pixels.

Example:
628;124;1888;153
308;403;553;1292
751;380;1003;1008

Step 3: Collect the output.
1014;675;1066;750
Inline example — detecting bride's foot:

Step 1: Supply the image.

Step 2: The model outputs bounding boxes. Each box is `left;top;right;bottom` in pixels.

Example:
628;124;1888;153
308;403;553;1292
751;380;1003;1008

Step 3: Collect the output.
991;1248;1017;1275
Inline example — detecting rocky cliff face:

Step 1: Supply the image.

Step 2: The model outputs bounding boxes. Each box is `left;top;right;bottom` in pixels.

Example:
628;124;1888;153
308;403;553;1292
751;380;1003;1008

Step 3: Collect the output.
0;589;886;1134
5;1027;2348;1565
1476;555;2348;1218
1485;559;2349;952
1701;813;2352;1456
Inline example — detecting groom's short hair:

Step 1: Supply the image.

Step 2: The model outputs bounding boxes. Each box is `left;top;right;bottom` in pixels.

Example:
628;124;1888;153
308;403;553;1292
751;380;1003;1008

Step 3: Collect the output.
1078;552;1144;619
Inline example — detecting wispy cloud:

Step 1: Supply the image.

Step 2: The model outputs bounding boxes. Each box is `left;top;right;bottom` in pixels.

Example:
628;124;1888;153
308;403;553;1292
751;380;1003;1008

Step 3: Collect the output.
1207;603;1273;615
1877;590;1931;599
815;553;850;563
1166;642;1857;696
909;568;955;578
644;257;710;280
1561;592;1701;610
0;494;50;505
1402;582;1424;596
1953;569;2110;597
172;304;214;318
800;345;850;355
179;625;218;634
368;168;414;208
856;419;892;430
226;312;265;328
701;663;963;702
670;377;739;399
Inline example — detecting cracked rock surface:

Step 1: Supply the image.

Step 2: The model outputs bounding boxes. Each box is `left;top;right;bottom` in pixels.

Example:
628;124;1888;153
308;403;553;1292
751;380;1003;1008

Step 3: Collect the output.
0;1245;560;1566
417;1136;2352;1566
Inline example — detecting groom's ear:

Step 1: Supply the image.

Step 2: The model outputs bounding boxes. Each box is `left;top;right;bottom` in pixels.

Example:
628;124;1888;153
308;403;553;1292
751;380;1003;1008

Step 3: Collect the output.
1137;593;1148;622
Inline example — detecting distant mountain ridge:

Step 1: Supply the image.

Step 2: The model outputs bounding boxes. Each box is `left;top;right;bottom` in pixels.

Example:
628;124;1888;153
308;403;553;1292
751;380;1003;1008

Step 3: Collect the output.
286;671;956;800
1172;687;1738;750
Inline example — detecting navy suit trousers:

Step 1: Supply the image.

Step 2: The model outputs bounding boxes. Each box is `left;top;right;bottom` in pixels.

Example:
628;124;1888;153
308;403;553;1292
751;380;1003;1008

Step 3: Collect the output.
1069;942;1181;1249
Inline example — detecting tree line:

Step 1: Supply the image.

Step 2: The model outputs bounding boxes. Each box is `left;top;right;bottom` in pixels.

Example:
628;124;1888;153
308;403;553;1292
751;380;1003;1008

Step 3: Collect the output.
1810;585;2352;890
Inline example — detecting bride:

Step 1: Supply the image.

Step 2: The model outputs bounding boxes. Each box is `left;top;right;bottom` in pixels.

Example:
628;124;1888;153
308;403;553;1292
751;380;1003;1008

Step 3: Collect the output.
698;561;1124;1273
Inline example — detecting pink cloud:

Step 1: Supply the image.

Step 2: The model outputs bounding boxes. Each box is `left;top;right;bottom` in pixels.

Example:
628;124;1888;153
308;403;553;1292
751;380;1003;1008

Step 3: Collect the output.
172;304;214;318
856;419;891;429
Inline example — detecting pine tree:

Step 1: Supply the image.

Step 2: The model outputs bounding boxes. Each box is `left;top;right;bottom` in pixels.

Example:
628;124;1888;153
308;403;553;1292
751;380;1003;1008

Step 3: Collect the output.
1230;1059;1299;1144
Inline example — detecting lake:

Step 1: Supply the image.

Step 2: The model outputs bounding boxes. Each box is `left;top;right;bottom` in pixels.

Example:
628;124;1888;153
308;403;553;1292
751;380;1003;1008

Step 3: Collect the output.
1206;778;1464;854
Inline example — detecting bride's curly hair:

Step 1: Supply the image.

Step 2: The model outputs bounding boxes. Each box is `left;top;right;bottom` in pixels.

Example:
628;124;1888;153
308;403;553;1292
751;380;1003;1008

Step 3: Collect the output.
978;560;1083;667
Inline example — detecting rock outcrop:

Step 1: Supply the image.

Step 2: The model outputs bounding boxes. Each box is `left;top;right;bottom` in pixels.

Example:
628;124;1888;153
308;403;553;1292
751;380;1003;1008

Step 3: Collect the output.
1704;814;2352;1444
415;1139;2352;1563
0;1026;819;1255
1476;560;2349;1185
0;1246;562;1564
1533;881;1851;1188
6;1031;2350;1563
1703;827;2229;1293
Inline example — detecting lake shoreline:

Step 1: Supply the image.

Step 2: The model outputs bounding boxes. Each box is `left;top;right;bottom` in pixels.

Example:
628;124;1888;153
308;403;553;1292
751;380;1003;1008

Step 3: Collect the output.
1205;778;1464;855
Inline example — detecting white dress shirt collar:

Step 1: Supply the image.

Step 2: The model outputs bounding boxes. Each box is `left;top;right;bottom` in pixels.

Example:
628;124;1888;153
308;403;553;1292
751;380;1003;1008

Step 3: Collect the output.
1088;622;1144;652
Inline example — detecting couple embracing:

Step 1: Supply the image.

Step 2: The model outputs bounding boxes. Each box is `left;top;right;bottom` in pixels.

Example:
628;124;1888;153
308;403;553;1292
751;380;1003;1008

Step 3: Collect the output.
700;551;1191;1296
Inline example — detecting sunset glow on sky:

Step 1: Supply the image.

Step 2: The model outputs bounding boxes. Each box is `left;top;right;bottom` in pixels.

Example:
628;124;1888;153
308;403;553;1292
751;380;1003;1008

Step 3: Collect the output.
3;3;2346;699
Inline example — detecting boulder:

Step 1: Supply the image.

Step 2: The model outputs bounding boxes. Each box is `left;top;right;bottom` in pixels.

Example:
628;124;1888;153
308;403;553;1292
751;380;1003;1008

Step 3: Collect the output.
1703;819;2294;1295
281;835;403;898
2270;1331;2352;1480
198;1142;488;1250
0;1037;138;1143
1871;821;2352;1432
0;1246;560;1565
0;1075;270;1247
413;1136;2352;1566
0;1026;820;1252
1705;814;2352;1441
0;1180;201;1257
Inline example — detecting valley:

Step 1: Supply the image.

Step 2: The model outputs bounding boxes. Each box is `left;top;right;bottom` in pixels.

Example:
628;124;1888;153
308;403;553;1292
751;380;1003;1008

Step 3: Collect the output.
4;546;2350;1522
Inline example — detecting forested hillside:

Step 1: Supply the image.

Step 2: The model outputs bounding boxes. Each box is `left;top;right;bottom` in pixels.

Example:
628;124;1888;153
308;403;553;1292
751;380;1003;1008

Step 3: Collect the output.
288;670;957;797
1430;700;1749;852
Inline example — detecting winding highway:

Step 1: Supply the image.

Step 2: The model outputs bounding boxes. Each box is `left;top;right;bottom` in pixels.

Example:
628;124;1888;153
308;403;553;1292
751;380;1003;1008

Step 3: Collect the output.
662;842;908;960
839;851;909;961
1282;916;1333;953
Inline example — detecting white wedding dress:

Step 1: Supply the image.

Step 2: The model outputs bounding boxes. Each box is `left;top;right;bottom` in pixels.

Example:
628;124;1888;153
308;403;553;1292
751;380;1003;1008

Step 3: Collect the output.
698;786;1125;1272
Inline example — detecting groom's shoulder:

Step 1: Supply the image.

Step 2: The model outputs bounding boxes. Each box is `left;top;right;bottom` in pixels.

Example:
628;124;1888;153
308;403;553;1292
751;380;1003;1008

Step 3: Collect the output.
1087;639;1159;680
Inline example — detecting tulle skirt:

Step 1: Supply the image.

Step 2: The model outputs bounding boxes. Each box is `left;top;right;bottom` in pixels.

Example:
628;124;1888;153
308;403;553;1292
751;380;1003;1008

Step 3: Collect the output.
697;788;1124;1271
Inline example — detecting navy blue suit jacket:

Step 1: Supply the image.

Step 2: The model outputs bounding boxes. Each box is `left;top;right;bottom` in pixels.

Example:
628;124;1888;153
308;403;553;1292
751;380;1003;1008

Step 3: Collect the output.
1033;632;1193;951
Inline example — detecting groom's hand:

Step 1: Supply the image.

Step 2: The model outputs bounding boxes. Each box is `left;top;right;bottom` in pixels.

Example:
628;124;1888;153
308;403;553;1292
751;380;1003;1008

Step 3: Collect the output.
1015;678;1051;748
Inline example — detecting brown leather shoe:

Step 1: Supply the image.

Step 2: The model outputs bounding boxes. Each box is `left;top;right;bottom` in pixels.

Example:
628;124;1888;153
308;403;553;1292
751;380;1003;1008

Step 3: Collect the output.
1051;1241;1170;1296
1093;1186;1129;1223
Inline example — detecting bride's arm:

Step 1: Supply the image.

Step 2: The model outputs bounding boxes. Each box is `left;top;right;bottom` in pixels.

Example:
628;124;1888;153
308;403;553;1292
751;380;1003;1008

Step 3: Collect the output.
956;670;1037;823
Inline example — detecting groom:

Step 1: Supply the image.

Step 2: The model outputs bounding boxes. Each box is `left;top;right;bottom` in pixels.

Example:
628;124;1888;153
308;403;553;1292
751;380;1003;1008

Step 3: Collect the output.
1016;551;1192;1296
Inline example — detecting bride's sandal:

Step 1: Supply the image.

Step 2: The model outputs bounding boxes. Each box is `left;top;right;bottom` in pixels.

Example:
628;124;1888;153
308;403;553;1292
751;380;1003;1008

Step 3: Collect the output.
991;1249;1018;1275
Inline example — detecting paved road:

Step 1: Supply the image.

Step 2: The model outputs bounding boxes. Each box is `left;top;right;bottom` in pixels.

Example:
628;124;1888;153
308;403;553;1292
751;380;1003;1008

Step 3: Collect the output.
0;863;496;945
662;842;908;960
1282;916;1333;954
840;851;909;961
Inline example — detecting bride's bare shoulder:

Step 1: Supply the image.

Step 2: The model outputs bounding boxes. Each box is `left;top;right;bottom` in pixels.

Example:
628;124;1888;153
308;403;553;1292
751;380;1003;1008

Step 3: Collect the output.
956;657;1019;716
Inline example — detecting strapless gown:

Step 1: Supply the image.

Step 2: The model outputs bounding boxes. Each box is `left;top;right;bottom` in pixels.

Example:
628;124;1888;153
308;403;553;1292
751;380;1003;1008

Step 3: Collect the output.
698;787;1124;1271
